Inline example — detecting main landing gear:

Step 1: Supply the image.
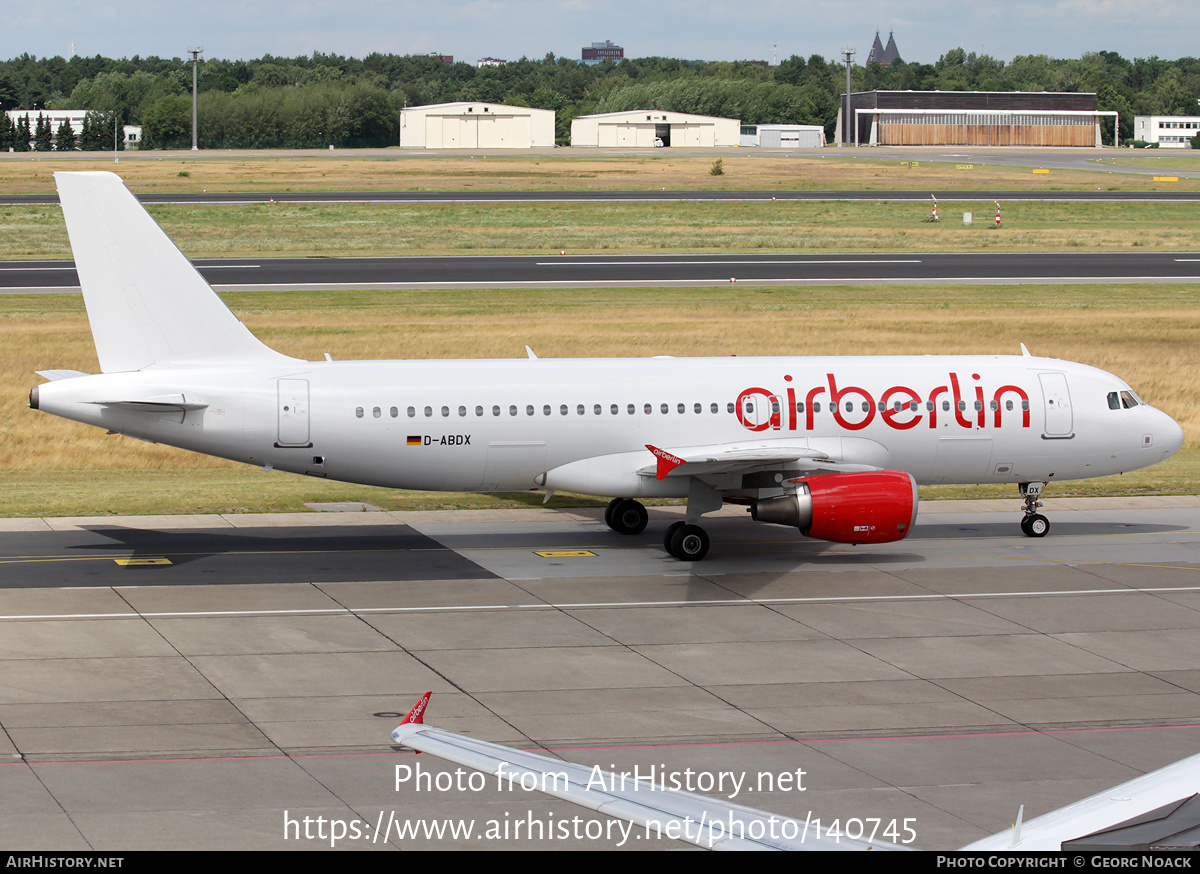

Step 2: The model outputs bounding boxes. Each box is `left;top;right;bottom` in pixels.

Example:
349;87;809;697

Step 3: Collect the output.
605;481;720;562
1019;482;1050;538
604;498;648;535
662;521;710;561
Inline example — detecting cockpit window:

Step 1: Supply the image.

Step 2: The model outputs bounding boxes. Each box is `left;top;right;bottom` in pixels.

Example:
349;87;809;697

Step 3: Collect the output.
1109;390;1143;410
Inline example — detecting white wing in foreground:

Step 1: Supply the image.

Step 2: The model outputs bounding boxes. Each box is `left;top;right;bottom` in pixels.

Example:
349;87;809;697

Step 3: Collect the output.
390;693;907;851
392;694;1200;852
962;752;1200;851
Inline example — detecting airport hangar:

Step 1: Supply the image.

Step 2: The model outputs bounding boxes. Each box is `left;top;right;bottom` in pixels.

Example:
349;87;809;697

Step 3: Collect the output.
838;90;1118;148
398;102;556;149
570;110;740;148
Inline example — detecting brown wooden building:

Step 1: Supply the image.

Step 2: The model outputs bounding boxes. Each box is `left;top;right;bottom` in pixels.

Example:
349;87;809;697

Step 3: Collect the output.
838;91;1116;147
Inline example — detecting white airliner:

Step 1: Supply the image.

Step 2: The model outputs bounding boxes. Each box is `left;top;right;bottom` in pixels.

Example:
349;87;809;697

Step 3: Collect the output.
30;172;1184;560
391;692;1200;851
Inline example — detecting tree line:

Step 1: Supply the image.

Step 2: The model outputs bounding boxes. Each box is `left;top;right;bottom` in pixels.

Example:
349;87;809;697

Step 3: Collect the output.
1;48;1199;148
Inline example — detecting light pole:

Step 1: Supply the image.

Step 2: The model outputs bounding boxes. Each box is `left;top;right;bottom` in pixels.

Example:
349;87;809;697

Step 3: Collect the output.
188;47;203;150
842;47;855;147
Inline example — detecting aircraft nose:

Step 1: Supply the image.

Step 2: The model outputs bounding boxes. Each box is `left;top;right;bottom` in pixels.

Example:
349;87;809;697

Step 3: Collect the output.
1158;408;1185;459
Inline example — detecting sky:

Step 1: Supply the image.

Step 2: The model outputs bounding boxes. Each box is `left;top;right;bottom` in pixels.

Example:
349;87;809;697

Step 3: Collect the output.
4;0;1200;66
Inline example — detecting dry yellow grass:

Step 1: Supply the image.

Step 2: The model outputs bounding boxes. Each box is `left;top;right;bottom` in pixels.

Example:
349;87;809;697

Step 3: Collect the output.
7;287;1198;484
0;150;1190;195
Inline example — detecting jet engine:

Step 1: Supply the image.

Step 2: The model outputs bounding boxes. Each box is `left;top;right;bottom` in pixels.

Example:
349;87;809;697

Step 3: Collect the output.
750;470;918;545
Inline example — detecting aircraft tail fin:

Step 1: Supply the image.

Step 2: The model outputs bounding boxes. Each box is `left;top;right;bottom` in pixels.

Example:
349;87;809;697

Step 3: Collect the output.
55;171;298;373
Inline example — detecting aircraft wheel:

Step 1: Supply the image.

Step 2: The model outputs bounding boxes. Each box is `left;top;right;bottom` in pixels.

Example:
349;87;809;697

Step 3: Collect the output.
668;524;710;561
609;499;648;535
604;498;623;530
1021;514;1050;538
663;521;686;553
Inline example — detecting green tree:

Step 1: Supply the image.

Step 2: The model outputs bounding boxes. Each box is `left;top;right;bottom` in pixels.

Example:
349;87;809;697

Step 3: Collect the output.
33;112;52;150
55;117;76;150
141;94;191;148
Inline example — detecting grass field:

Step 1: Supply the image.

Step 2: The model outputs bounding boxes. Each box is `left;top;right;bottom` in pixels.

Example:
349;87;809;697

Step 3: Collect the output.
6;199;1200;259
7;285;1197;517
1;150;1198;195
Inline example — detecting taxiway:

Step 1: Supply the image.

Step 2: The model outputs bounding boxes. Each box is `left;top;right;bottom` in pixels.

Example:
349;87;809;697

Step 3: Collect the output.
2;497;1199;850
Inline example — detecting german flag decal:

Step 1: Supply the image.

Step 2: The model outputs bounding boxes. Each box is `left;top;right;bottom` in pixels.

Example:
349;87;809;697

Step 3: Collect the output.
407;435;421;446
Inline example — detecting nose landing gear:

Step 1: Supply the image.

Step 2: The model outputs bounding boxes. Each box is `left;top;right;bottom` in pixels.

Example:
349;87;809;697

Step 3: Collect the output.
1019;482;1050;538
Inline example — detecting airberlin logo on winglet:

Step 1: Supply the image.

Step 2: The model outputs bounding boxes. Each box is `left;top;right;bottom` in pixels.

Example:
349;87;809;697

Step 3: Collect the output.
736;373;1031;433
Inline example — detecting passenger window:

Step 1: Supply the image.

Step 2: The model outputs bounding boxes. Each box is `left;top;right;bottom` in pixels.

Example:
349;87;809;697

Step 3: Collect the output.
543;405;551;416
595;404;602;415
942;401;950;412
441;406;450;417
694;402;701;414
373;407;381;418
390;406;398;418
727;402;735;413
493;405;501;416
627;404;635;415
407;406;415;417
711;402;718;413
660;403;668;414
355;407;364;418
812;401;821;412
678;403;685;414
509;405;517;416
424;406;433;417
1006;400;1013;411
645;403;652;415
560;404;568;416
527;405;535;416
475;405;483;417
458;405;466;417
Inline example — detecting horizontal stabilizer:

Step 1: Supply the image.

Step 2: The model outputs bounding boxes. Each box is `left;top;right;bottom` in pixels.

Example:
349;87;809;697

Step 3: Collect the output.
35;370;90;381
55;171;299;373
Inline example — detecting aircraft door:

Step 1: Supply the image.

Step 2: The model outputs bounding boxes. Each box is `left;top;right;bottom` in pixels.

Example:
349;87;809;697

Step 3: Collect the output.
1039;372;1074;438
277;378;311;447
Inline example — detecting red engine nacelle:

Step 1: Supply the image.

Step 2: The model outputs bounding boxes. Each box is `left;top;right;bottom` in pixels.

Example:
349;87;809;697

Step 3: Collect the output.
750;470;918;545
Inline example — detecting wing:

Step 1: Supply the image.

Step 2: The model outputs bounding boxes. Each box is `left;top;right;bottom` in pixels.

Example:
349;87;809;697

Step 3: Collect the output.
963;752;1200;851
640;442;881;480
390;693;910;852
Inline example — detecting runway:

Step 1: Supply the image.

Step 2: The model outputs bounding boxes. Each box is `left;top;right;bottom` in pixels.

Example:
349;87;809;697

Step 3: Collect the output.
2;497;1199;850
9;250;1200;292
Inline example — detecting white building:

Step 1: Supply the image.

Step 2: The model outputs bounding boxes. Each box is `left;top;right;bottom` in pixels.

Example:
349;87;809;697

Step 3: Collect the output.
739;124;826;148
1134;115;1200;147
399;102;554;149
571;110;739;148
5;110;141;148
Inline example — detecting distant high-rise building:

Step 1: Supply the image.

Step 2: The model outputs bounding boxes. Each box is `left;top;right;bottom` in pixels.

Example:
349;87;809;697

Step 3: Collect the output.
866;30;900;66
582;40;624;64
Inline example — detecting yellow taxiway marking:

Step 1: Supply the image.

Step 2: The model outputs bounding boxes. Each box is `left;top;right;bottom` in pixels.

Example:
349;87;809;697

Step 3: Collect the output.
113;556;173;566
534;550;597;558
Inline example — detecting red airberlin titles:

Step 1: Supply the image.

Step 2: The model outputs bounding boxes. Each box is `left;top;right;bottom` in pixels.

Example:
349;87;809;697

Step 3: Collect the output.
735;372;1030;433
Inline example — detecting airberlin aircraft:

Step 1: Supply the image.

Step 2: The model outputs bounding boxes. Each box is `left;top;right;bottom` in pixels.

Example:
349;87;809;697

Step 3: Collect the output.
30;172;1184;561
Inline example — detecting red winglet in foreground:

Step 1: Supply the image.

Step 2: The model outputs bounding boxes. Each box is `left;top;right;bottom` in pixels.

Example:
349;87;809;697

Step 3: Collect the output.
398;691;432;726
